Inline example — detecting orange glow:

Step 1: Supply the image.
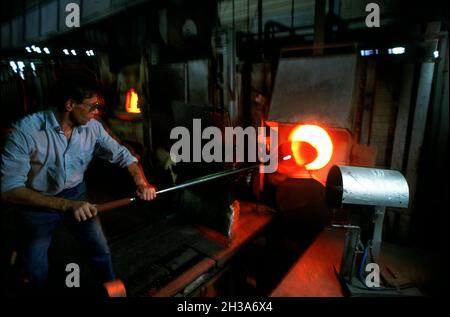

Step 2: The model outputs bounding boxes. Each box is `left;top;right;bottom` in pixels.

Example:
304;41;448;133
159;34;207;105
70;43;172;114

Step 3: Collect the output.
289;125;333;170
125;88;141;114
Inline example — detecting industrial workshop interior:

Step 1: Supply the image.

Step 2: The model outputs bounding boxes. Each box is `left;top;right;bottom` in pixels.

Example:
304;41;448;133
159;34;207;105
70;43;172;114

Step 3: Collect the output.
0;0;448;299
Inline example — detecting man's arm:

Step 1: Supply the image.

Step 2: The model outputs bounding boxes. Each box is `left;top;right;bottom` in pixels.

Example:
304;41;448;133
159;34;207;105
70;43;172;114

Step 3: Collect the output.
2;187;98;222
127;162;157;201
2;187;72;211
1;128;96;222
94;120;157;201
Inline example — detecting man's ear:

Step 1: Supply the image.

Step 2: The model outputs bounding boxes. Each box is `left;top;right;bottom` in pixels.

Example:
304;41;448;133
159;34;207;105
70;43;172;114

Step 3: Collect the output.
64;99;74;111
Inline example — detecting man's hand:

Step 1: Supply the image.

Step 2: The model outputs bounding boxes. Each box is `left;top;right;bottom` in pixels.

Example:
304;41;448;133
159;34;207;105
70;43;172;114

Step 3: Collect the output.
1;187;96;217
67;201;98;222
127;162;157;201
136;184;157;201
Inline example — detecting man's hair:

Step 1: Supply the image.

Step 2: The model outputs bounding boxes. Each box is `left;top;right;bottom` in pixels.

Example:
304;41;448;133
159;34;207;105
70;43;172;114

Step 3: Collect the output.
52;73;103;111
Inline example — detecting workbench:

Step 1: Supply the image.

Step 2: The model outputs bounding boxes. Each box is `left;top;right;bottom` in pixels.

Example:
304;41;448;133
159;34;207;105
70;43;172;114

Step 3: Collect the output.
108;200;275;297
270;227;345;297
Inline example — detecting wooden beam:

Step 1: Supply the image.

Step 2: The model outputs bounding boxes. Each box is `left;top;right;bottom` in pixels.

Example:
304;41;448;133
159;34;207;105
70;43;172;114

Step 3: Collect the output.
313;0;326;56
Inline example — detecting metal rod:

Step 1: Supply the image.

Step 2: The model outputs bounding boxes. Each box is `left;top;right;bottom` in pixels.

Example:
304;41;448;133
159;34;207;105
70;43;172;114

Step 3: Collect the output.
156;164;258;194
97;164;259;212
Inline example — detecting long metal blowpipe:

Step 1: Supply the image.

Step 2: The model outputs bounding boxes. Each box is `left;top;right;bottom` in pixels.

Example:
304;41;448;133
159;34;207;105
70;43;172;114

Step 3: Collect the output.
96;164;259;212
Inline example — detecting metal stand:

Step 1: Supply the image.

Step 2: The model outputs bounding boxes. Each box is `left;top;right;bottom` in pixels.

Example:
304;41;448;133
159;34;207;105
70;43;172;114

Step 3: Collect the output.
333;224;362;284
325;165;418;296
334;206;421;297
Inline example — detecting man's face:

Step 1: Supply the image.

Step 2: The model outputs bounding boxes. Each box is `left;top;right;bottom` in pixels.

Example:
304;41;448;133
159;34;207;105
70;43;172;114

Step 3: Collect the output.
69;95;100;126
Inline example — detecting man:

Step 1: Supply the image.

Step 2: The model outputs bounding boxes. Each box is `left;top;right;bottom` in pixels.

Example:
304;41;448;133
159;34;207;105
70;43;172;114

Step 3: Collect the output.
1;74;156;293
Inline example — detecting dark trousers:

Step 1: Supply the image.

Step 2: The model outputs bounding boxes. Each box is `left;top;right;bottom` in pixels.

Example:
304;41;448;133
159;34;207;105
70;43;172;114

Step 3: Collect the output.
15;182;115;290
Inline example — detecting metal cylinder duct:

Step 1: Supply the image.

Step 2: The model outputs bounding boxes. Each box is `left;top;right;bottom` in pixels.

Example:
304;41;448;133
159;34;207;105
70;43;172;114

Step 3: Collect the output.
326;165;409;208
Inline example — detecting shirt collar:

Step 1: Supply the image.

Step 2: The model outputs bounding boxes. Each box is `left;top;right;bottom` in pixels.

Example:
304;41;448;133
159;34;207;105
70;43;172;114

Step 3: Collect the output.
43;108;88;132
44;109;62;132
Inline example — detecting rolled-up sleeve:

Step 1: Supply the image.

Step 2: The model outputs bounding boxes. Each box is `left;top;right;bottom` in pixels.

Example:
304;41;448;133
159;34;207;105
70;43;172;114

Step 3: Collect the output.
94;122;138;168
1;129;32;193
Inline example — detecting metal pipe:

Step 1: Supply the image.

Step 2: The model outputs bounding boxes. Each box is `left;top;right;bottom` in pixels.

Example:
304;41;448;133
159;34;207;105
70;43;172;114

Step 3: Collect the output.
326;165;409;208
97;164;259;212
156;164;257;194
